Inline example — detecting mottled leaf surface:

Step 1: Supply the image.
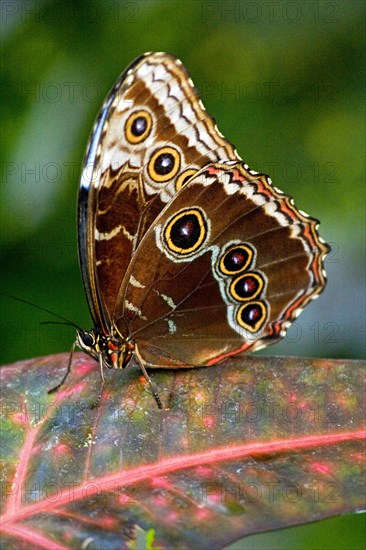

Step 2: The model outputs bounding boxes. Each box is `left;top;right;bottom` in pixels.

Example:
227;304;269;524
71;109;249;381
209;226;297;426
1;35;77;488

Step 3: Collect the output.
0;354;365;549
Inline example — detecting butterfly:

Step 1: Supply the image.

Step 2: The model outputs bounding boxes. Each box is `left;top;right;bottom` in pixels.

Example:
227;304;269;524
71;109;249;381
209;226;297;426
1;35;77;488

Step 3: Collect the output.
57;52;329;407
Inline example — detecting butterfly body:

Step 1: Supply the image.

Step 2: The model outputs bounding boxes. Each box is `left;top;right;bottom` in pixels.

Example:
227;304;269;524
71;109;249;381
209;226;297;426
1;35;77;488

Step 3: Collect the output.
76;52;329;389
76;326;134;370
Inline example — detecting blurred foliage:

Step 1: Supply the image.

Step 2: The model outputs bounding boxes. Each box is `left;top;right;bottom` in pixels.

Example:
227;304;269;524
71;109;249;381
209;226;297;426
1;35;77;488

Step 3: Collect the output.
0;1;365;547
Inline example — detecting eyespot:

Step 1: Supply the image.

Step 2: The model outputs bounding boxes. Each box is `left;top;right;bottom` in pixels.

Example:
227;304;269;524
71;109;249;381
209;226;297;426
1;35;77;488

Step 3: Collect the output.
219;244;254;275
125;110;152;144
175;168;198;192
163;207;208;255
236;301;267;332
148;146;181;182
229;272;265;302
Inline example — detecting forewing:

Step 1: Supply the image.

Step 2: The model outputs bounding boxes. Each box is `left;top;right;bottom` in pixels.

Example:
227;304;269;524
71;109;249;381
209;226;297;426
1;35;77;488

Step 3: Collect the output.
78;52;240;329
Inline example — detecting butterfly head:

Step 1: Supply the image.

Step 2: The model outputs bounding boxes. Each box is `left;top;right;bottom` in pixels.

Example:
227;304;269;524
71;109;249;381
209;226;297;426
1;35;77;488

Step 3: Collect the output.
76;328;135;370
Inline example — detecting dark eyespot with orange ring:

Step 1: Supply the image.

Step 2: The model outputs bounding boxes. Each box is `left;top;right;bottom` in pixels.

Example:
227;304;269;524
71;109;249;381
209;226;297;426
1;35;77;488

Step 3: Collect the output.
219;244;254;275
175;168;198;192
125;110;152;144
237;301;267;332
148;146;181;182
230;272;264;301
163;207;208;255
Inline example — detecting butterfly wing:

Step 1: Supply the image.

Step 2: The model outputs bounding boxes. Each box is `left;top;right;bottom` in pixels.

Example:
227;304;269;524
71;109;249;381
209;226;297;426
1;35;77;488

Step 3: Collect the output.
116;162;329;367
78;52;240;331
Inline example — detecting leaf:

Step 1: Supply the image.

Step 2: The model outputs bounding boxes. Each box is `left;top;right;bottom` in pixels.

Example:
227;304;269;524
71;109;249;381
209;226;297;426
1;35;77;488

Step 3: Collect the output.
0;353;365;549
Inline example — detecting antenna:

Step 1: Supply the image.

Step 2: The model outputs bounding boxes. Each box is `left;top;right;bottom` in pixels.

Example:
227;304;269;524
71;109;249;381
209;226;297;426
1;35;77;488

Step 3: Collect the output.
1;293;82;331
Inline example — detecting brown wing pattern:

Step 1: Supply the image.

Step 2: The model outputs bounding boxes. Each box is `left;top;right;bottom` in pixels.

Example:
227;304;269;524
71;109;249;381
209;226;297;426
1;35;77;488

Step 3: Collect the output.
116;162;329;367
79;52;240;329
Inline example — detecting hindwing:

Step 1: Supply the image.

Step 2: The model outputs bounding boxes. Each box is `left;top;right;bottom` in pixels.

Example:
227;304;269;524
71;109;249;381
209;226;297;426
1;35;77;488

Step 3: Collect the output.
116;161;328;367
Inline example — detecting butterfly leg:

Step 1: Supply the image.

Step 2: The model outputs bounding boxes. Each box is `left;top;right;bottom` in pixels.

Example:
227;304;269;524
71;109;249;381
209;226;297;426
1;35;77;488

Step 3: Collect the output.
89;353;106;409
48;340;77;394
134;346;163;410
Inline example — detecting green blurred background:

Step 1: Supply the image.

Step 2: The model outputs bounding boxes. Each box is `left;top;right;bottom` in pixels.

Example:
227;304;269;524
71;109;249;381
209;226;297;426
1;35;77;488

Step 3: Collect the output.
1;0;364;547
